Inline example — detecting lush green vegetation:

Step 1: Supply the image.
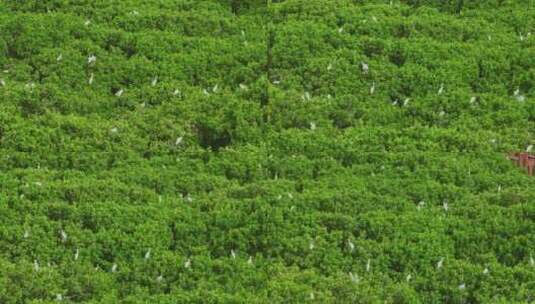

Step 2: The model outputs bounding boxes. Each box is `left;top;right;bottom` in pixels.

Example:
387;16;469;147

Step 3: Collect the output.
0;0;533;303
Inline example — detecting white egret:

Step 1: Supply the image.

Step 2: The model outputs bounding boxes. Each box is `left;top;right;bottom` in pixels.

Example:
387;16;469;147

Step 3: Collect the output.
115;89;123;97
437;257;444;269
144;249;151;260
111;263;117;272
347;240;355;253
184;258;191;268
151;76;158;86
87;55;96;64
438;84;444;95
361;62;369;74
60;230;68;243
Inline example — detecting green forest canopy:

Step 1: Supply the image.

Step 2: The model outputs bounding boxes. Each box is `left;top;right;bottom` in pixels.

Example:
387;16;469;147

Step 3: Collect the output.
0;0;533;303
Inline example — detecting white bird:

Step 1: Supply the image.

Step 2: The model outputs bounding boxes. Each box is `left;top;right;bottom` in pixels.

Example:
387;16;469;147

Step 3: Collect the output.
110;127;118;133
527;145;533;152
175;137;183;146
366;259;371;272
406;274;412;282
60;230;68;243
327;63;333;71
84;20;91;26
470;96;476;104
288;193;293;199
74;248;79;261
212;84;219;93
131;10;139;15
437;257;444;269
403;98;410;106
372;16;378;22
272;80;280;85
370;82;375;94
530;255;534;266
0;79;5;86
483;267;489;274
231;250;236;259
349;272;359;283
487;35;492;41
185;195;193;202
202;89;210;95
173;89;181;96
439;110;445;117
443;200;449;212
497;185;502;192
56;54;63;62
361;62;369;74
309;240;315;250
310;292;315;300
156;275;163;282
184;258;191;268
23;230;29;238
56;294;63;301
88;73;94;85
417;201;425;211
338;27;344;33
34;260;40;272
111;263;117;272
303;91;311;101
87;55;96;64
458;283;466;290
115;89;123;97
144;249;151;260
239;83;248;90
347;240;355;252
151;76;158;86
310;122;316;131
438;84;444;95
247;256;253;264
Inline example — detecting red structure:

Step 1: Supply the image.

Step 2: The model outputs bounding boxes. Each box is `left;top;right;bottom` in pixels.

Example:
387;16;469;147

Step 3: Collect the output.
509;152;535;176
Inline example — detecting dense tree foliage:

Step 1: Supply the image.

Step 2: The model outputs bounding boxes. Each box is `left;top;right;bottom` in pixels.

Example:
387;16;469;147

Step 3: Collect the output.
0;0;533;303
